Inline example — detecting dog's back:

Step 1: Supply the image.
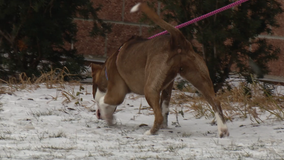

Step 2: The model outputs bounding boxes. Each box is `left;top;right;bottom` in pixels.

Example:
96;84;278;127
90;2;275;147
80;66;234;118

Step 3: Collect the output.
116;3;196;94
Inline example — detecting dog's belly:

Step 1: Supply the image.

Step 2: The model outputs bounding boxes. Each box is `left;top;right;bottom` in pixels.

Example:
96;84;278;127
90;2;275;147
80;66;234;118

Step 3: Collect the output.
116;37;172;95
119;66;146;95
116;55;146;95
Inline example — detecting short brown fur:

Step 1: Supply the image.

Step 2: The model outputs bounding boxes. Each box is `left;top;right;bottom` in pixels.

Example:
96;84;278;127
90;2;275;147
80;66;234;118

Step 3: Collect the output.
92;3;229;137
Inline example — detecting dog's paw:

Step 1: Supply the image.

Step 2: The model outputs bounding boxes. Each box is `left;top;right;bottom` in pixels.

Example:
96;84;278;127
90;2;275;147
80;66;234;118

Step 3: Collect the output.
102;113;115;126
144;130;159;135
144;130;152;135
215;112;229;138
219;128;229;138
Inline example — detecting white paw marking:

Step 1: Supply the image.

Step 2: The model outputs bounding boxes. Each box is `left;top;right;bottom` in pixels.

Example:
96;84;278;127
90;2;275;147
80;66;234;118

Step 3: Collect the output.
99;96;117;120
161;101;169;126
144;130;152;135
215;112;228;136
161;101;169;116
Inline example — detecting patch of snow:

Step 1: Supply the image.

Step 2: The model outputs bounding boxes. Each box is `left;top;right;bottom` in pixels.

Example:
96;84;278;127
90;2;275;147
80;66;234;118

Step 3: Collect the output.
0;84;283;159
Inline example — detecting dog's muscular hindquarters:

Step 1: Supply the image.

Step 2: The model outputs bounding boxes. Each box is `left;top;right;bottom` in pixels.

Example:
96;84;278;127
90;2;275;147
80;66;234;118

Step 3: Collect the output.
92;3;229;137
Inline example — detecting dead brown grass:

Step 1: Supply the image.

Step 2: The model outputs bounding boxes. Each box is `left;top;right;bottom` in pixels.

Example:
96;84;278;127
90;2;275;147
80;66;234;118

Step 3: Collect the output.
34;67;79;89
219;82;284;122
171;81;284;123
0;67;79;94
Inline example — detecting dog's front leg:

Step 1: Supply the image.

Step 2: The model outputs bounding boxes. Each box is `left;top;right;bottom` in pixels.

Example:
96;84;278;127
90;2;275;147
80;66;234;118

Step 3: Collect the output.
99;96;117;125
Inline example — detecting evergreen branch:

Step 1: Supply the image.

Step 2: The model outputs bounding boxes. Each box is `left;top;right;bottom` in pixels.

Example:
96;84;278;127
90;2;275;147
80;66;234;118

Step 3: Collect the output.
0;30;13;44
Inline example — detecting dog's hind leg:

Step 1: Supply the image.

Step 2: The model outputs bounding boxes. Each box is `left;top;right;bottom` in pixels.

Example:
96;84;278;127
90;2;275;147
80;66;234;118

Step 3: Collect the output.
144;86;163;135
180;62;229;138
160;82;174;129
143;72;167;135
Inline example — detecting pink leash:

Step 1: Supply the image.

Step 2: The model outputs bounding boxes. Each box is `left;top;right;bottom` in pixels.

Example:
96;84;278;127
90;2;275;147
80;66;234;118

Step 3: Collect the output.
148;0;249;39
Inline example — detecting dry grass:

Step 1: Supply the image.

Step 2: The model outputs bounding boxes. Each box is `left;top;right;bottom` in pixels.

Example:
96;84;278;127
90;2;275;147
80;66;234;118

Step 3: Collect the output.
171;80;284;123
0;72;36;94
0;67;79;94
0;67;93;111
218;81;284;122
34;67;80;89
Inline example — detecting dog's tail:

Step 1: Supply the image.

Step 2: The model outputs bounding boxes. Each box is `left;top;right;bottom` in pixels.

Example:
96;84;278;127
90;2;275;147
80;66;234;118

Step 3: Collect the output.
130;3;185;46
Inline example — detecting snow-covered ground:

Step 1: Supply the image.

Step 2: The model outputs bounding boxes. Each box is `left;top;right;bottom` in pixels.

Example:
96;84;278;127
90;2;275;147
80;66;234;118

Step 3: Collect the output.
0;83;283;160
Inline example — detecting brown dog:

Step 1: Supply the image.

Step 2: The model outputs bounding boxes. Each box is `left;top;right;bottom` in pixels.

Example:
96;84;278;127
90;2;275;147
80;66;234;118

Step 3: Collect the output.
92;3;229;137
